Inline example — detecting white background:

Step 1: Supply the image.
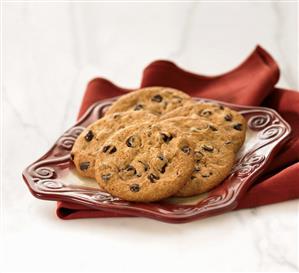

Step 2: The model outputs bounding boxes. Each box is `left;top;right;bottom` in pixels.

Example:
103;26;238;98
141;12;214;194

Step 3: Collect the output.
2;1;298;272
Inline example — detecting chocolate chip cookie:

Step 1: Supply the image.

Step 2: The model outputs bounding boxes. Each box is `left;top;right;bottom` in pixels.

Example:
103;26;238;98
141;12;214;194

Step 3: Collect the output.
94;123;195;202
105;87;193;116
156;117;236;196
162;102;246;152
174;140;235;197
71;111;157;178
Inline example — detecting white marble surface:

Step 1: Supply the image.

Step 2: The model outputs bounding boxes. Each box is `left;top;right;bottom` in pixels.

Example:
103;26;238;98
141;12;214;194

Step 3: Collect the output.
2;2;298;272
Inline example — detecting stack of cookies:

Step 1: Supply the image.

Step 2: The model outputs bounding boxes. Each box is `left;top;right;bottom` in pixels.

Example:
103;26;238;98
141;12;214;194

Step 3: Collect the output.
71;87;246;202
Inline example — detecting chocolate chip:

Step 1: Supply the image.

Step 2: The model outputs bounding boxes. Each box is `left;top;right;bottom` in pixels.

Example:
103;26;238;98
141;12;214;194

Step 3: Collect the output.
148;173;160;183
193;166;201;172
138;161;149;172
102;145;117;154
209;125;218;131
233;123;242;131
202;145;214;152
202;171;213;178
219;105;224;110
194;151;203;161
173;96;183;104
134;104;143;111
160;133;173;143
201;110;212;117
102;145;111;153
126;136;135;147
158;154;164;160
70;153;74;160
151;94;163;102
84;130;94;142
126;165;136;175
79;162;90;171
109;146;117;154
130;184;140;192
224;114;233;121
126;165;135;171
191;176;197;180
181;146;191;154
160;164;167;174
101;173;111;181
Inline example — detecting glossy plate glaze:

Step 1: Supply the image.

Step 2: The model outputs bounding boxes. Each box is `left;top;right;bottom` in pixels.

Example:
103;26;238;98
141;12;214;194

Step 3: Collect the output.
22;97;291;223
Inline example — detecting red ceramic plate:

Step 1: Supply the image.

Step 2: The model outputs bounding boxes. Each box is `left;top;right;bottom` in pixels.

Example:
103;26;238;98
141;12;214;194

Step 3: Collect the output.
22;97;291;223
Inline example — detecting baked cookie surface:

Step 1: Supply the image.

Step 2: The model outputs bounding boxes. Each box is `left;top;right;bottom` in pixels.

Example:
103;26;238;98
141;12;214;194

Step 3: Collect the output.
158;116;237;151
94;123;195;202
156;117;236;196
105;87;193;116
174;140;235;197
162;102;246;152
71;111;157;178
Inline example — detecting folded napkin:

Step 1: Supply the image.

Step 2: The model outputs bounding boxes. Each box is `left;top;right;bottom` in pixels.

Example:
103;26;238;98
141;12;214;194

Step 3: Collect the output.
57;46;299;220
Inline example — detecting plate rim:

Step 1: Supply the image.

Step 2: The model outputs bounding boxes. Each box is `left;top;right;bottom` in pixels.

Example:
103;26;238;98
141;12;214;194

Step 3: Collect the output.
22;97;292;223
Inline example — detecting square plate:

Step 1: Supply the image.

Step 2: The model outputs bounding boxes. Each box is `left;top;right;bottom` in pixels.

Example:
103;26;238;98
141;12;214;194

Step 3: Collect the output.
22;97;291;223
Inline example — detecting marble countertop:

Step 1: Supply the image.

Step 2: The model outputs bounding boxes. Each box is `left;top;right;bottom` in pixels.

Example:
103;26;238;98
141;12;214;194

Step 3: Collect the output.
2;2;298;272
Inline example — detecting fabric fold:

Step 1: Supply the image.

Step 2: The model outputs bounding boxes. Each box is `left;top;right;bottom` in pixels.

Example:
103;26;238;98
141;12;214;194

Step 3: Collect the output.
141;46;280;106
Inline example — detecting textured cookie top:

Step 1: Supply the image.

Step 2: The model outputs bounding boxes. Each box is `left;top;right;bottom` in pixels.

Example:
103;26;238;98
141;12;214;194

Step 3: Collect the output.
94;123;195;202
156;117;236;197
105;87;192;116
175;140;235;197
157;117;232;147
71;111;157;178
161;102;246;152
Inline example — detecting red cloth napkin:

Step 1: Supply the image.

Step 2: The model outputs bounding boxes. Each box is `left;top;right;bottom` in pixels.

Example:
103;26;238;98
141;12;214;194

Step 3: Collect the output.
56;46;299;220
